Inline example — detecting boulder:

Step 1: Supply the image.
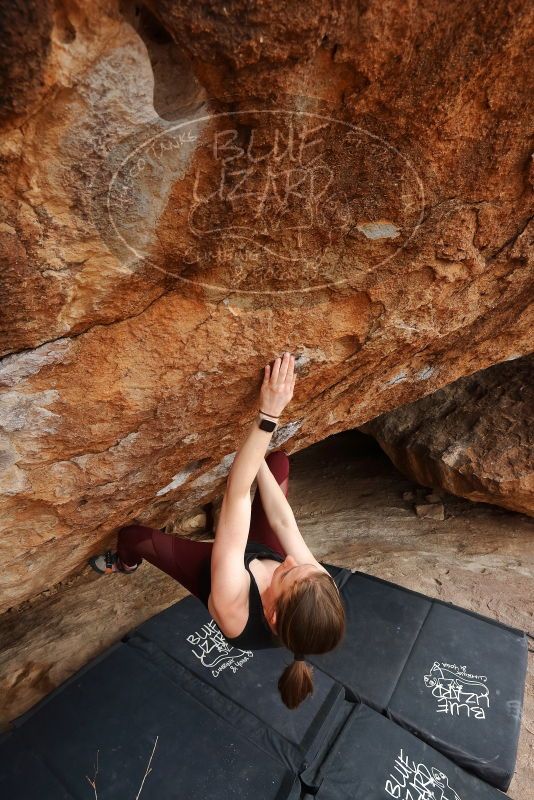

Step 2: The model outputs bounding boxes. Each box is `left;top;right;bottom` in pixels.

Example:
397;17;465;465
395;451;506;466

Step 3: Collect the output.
0;1;532;618
363;355;534;516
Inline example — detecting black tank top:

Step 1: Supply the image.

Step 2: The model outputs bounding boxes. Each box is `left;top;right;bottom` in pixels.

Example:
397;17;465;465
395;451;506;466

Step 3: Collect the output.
222;540;285;651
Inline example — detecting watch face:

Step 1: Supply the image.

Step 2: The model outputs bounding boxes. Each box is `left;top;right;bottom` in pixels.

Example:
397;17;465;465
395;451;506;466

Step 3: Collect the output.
259;417;276;432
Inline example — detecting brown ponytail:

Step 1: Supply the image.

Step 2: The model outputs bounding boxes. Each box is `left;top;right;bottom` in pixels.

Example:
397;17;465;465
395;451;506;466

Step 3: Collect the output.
278;659;314;709
274;572;346;710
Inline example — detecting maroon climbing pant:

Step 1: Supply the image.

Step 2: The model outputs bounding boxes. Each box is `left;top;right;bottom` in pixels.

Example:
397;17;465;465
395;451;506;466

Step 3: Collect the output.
117;450;289;608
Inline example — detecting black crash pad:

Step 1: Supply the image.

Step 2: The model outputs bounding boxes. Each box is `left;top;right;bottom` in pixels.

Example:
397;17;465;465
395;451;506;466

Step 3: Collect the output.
126;593;353;773
388;601;528;791
301;702;507;799
0;737;75;800
1;642;511;800
307;569;432;709
308;571;527;791
1;568;526;798
4;642;300;800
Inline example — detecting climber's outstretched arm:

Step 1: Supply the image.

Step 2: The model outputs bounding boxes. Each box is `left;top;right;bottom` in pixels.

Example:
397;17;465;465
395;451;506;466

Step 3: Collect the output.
226;352;295;496
210;353;295;611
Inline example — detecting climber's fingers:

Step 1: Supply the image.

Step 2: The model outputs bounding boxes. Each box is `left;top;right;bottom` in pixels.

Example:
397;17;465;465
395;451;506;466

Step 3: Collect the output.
277;351;291;384
271;355;281;384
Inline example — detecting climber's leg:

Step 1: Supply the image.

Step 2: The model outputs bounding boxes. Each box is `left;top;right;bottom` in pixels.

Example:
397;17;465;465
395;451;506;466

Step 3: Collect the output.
112;450;290;599
248;450;290;556
117;524;214;605
116;524;160;569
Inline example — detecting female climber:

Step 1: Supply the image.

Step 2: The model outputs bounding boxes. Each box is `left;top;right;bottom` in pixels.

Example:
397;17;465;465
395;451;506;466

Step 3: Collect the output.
89;351;346;709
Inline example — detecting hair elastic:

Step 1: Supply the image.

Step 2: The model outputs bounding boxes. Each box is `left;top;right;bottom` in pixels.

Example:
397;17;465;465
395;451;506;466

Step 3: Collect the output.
294;653;305;661
260;409;280;419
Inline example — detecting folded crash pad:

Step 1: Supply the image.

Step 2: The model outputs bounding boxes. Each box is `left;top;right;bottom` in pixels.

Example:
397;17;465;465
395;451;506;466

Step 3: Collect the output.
308;571;527;791
308;568;432;709
387;601;527;791
1;567;525;798
4;642;300;800
302;702;507;799
126;593;353;773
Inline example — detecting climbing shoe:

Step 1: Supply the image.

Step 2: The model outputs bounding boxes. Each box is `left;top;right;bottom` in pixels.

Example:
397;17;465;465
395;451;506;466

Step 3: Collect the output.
88;549;139;575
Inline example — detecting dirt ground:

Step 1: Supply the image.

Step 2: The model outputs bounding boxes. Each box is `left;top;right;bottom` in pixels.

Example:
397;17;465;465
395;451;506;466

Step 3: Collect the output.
287;430;534;799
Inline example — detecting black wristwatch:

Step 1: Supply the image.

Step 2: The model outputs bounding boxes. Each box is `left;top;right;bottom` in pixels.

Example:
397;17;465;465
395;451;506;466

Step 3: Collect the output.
257;413;278;432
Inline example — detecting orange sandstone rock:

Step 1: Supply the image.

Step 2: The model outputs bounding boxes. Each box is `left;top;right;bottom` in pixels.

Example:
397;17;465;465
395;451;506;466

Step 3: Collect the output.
0;0;532;618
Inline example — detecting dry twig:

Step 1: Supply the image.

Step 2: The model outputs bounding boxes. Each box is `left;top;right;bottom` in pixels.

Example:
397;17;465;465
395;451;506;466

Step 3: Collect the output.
85;749;99;800
135;736;159;800
84;736;158;799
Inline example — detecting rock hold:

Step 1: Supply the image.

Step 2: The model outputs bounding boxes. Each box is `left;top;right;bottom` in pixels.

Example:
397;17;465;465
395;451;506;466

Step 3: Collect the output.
415;503;445;521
